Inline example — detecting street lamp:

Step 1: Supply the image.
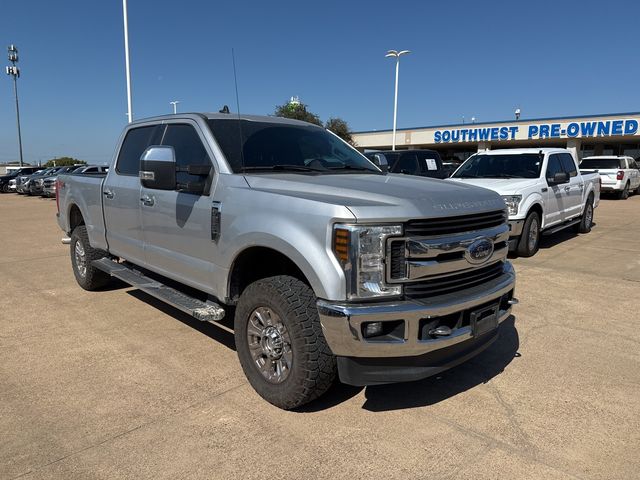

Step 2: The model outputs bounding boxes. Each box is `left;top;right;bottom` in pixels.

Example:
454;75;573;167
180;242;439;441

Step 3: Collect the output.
515;108;521;120
169;100;180;114
385;49;410;151
5;45;24;166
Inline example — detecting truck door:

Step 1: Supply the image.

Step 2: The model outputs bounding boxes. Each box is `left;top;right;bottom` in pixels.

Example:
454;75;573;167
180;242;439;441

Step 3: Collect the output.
558;153;583;220
543;154;569;227
103;125;160;266
139;122;219;293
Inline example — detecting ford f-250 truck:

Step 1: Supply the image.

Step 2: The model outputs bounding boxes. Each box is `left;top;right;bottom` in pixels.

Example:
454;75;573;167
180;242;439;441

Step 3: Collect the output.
56;113;517;409
449;148;600;257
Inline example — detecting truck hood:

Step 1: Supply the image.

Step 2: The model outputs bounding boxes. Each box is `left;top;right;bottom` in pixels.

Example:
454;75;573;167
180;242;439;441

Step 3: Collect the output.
244;173;506;222
447;177;540;196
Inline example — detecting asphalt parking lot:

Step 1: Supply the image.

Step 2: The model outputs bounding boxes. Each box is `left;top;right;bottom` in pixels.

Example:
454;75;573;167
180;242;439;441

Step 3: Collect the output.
1;193;639;480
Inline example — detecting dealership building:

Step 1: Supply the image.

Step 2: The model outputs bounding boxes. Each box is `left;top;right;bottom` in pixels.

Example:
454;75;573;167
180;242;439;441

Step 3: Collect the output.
353;111;640;163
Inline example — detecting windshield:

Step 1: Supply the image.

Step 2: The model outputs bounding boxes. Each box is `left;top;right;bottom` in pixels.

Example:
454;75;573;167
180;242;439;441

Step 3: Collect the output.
452;153;543;179
580;158;622;169
207;119;380;174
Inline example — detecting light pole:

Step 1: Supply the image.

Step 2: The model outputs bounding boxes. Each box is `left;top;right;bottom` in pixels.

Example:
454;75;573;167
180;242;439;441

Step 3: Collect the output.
515;108;521;120
170;100;180;114
5;45;24;166
385;49;410;151
122;0;133;123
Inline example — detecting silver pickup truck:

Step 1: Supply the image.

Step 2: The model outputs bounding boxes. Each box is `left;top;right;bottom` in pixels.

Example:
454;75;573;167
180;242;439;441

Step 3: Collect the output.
56;113;517;409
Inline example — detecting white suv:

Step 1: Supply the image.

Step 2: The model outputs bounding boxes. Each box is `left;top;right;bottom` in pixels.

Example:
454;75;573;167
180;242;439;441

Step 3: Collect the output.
580;156;640;199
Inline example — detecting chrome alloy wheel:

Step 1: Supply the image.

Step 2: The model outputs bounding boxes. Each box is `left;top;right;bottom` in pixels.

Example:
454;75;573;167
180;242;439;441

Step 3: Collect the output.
74;241;87;278
246;306;293;384
585;203;593;227
528;216;539;252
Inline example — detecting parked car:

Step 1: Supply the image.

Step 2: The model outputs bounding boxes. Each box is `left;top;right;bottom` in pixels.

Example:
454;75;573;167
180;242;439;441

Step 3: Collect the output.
28;167;67;196
41;166;80;197
57;113;517;409
71;165;109;174
364;149;447;179
579;156;640;199
17;168;49;194
0;166;42;193
448;148;600;257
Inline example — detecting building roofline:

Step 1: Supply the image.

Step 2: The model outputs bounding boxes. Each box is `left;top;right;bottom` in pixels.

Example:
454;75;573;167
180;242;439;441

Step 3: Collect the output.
353;111;640;134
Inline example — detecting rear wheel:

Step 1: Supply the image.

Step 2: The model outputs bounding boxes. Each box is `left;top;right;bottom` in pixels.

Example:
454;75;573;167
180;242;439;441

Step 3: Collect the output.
1;184;10;193
70;225;111;290
575;197;594;234
234;275;336;410
516;211;540;257
618;182;630;200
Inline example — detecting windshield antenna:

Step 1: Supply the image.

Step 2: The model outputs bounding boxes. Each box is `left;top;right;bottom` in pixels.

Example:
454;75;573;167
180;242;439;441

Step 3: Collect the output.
232;48;245;172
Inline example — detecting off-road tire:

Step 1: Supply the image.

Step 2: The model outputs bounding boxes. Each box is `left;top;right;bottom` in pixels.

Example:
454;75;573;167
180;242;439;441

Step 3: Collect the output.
618;182;630;200
516;211;541;257
234;275;337;410
70;225;111;291
575;197;594;234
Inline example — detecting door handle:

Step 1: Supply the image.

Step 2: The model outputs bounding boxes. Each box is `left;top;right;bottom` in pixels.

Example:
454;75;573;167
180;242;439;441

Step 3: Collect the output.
140;195;154;206
564;186;571;192
103;189;114;199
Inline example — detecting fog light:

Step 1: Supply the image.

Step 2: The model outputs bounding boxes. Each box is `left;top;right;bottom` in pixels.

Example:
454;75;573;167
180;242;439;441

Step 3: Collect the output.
363;322;383;338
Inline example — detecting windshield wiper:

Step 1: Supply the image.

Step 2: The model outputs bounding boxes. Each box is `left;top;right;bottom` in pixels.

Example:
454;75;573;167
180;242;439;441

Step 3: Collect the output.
241;164;324;173
327;165;375;172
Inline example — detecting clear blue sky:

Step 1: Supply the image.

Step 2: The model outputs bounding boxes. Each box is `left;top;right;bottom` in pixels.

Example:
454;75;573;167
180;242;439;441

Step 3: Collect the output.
1;0;639;165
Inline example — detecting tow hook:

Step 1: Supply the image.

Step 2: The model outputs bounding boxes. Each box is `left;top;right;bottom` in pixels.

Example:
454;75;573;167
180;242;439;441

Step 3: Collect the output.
429;326;453;337
508;298;519;305
61;237;71;245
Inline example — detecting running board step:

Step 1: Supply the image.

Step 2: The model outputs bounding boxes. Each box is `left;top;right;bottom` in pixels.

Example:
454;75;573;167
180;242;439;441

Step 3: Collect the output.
92;258;225;322
542;218;581;236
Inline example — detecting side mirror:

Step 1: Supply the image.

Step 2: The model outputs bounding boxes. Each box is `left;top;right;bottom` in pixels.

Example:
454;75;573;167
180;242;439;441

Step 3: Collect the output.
139;146;176;190
547;171;569;185
370;153;389;172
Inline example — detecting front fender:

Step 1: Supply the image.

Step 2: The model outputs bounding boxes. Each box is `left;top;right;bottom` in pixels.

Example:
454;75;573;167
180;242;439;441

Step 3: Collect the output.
517;193;544;226
214;192;356;301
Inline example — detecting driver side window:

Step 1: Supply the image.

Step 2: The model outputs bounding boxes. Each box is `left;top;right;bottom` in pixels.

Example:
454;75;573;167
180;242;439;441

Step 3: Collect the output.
546;154;564;179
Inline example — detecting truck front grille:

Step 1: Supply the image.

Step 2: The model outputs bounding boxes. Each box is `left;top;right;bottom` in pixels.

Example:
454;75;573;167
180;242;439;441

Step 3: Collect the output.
404;261;505;300
405;209;507;236
388;209;510;300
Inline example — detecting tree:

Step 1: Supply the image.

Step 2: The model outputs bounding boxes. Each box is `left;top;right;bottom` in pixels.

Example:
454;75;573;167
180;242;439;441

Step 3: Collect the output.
274;98;322;126
325;117;356;146
44;157;86;167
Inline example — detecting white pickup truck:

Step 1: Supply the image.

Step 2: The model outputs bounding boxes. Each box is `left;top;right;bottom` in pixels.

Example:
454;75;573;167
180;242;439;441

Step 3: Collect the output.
449;148;600;257
579;156;640;200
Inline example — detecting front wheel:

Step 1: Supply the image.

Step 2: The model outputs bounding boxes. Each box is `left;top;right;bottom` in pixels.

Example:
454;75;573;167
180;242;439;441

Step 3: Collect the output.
234;275;337;410
516;211;540;257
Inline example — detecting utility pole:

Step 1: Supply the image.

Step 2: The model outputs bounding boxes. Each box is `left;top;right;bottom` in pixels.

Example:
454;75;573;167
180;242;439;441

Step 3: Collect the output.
6;45;24;166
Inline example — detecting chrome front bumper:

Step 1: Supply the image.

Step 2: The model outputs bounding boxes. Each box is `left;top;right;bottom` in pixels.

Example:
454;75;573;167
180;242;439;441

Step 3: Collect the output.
508;219;524;236
317;262;516;358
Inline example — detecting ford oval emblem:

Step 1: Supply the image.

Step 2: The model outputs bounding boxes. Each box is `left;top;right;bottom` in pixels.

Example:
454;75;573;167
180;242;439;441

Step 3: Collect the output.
465;238;494;265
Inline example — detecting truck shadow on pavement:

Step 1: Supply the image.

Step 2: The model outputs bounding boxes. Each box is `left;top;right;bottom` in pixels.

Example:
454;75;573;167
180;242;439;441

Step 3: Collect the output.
302;316;519;412
126;289;237;351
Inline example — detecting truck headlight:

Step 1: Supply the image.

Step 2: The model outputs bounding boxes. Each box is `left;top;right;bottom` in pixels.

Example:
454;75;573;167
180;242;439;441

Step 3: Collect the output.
333;224;402;300
501;195;522;216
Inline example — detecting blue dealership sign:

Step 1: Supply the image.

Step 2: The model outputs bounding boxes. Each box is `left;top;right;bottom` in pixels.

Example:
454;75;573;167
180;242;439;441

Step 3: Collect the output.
434;119;639;144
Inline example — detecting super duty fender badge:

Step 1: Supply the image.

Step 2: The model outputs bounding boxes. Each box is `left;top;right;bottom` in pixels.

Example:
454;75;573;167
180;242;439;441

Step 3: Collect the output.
465;238;494;265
